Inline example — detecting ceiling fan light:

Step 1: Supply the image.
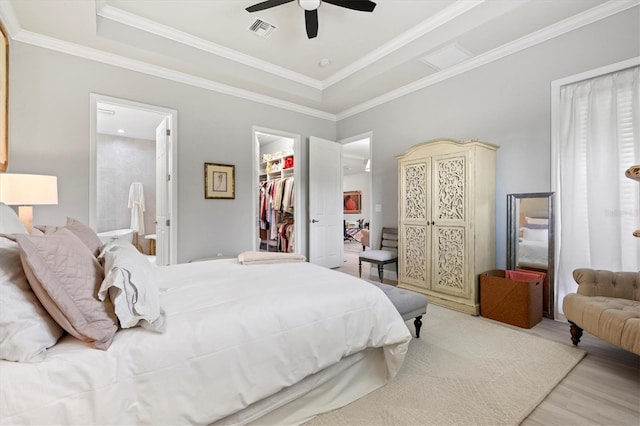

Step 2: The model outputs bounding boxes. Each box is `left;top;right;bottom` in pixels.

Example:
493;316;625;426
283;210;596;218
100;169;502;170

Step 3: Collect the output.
298;0;321;11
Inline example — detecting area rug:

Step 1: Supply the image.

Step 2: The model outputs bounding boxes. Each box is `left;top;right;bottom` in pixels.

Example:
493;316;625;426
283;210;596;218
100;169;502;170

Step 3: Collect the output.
305;304;585;426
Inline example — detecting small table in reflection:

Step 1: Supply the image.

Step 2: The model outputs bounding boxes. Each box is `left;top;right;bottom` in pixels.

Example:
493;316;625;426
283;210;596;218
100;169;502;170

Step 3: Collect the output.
145;234;156;255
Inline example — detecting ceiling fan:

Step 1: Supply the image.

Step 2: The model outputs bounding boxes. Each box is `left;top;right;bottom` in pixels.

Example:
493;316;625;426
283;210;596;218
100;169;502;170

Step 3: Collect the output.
246;0;377;39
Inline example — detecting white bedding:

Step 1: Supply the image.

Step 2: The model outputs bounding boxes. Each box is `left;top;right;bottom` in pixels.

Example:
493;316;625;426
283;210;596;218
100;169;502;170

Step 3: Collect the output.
1;259;411;425
517;239;548;268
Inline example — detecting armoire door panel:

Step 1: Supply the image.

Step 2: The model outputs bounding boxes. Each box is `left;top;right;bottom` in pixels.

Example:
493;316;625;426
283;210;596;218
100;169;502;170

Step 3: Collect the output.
402;162;429;221
433;153;467;224
431;225;466;296
400;224;429;288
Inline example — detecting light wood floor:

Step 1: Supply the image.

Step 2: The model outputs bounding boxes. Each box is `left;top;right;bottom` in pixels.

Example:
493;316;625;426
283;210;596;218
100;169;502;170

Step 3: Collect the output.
337;244;640;425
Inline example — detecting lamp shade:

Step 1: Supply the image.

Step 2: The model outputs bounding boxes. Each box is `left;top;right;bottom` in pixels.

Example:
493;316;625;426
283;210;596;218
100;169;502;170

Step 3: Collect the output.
0;173;58;205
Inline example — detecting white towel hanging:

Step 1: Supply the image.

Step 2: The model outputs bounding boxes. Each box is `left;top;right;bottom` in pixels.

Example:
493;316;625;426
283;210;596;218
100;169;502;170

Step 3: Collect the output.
128;182;145;235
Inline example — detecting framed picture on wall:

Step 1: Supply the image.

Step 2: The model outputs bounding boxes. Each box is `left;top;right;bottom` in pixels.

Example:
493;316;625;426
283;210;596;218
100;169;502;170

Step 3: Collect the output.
205;163;235;199
343;190;361;214
0;23;8;172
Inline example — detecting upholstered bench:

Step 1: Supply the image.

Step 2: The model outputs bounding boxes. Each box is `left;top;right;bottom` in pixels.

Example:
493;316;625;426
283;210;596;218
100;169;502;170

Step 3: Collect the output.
370;282;428;338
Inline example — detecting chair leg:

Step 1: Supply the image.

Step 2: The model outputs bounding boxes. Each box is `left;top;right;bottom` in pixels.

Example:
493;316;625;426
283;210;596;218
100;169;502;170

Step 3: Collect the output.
358;260;362;278
377;264;383;283
569;321;583;346
414;315;423;338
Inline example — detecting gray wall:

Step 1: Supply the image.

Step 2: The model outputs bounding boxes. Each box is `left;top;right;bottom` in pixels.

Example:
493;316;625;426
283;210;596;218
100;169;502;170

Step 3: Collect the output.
336;9;640;269
96;133;156;253
8;42;334;262
7;8;639;267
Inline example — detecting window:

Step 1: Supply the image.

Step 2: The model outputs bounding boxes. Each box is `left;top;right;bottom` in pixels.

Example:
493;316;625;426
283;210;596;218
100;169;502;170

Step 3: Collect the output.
553;64;639;318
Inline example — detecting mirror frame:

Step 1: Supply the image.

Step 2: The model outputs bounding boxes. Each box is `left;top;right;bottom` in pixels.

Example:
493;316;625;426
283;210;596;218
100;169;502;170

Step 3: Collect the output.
0;22;8;172
506;192;555;318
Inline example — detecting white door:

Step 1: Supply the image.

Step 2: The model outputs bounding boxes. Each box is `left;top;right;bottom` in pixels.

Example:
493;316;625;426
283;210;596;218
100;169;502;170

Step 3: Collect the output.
155;117;170;266
309;136;342;268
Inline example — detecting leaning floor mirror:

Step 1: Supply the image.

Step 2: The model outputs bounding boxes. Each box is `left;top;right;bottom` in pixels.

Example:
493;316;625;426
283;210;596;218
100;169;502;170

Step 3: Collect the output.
506;192;555;318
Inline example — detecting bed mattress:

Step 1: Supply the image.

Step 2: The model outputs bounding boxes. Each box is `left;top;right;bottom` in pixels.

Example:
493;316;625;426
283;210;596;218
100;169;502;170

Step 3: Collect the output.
1;259;411;425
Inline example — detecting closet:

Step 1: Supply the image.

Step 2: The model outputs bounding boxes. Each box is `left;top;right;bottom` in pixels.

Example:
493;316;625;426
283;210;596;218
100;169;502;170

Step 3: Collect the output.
397;139;498;315
258;136;295;252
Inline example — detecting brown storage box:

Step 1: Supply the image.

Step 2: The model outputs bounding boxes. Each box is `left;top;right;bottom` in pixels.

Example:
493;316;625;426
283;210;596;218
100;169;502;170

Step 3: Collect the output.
480;270;543;329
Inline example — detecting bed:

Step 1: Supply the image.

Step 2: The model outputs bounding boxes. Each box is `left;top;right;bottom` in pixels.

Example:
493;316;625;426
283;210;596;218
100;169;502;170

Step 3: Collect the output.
517;226;549;269
0;204;411;425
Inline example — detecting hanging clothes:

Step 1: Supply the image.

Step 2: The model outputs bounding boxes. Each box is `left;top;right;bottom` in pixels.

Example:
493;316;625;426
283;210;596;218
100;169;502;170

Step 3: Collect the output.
128;182;146;235
258;177;295;252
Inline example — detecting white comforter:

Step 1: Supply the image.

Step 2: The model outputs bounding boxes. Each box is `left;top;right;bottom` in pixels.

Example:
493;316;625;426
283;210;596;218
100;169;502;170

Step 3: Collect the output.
1;259;411;425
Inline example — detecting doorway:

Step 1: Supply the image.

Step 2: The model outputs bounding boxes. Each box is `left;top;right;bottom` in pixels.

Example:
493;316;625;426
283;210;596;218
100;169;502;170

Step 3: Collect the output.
89;94;178;265
340;134;372;277
252;127;302;254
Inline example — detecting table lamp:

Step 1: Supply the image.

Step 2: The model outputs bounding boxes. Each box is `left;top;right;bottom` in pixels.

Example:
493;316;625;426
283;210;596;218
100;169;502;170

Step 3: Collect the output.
0;173;58;233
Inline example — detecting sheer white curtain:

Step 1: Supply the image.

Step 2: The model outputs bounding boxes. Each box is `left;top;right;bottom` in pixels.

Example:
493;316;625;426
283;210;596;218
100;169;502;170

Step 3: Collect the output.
556;66;640;318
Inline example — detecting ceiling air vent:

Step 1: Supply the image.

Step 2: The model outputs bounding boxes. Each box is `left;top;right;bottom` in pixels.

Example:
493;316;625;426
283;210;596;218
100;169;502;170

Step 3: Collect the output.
249;19;277;38
420;43;473;71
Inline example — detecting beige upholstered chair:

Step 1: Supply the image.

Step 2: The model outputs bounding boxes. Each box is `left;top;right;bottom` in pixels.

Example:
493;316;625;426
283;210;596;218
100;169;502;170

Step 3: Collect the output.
359;227;398;283
563;268;640;355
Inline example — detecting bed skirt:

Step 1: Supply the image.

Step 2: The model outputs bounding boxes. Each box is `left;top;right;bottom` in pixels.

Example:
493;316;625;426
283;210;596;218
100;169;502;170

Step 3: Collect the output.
216;347;387;425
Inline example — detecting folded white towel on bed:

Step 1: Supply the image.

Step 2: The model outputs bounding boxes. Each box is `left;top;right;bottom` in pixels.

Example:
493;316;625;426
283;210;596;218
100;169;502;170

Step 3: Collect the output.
238;251;306;265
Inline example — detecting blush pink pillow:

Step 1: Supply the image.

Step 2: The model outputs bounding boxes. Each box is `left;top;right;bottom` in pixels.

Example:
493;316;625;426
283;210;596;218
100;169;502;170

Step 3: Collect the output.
65;217;104;257
16;228;118;350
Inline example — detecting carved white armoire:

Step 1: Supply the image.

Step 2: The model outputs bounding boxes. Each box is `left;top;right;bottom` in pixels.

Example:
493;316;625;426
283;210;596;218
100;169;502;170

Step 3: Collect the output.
397;139;498;315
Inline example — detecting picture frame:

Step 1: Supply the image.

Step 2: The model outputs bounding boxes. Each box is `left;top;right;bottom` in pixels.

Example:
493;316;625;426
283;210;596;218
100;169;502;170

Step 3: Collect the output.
0;23;8;172
343;190;361;214
205;163;235;199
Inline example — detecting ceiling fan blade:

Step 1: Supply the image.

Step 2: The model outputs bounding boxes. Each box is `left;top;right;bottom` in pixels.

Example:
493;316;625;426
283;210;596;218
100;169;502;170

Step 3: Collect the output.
305;9;318;39
322;0;376;12
246;0;294;13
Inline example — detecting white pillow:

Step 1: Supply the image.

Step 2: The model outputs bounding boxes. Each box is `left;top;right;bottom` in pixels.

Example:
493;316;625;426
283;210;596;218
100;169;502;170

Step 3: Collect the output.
525;216;549;226
522;227;548;242
0;203;27;234
98;240;165;332
0;237;63;362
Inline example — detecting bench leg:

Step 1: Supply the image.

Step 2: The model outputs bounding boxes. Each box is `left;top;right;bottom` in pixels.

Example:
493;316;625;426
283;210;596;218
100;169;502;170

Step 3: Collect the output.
377;264;383;283
414;316;423;338
568;321;583;346
358;260;362;278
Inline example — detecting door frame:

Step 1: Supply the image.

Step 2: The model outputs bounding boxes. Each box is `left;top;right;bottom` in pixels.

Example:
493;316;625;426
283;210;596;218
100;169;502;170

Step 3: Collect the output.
251;126;302;254
340;131;374;263
89;93;179;264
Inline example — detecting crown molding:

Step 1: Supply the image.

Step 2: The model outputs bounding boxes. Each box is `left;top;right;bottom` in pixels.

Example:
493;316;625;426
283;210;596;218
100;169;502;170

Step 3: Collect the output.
322;0;485;88
336;0;640;120
0;0;636;122
96;3;323;90
97;1;485;92
11;29;336;121
0;0;20;37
